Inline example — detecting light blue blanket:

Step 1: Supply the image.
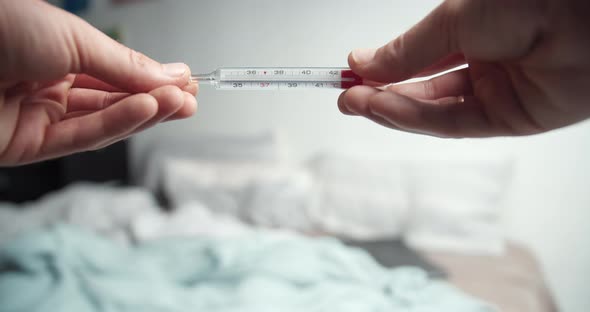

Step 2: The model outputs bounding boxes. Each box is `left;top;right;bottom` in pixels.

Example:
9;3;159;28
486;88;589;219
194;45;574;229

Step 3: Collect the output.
0;225;493;312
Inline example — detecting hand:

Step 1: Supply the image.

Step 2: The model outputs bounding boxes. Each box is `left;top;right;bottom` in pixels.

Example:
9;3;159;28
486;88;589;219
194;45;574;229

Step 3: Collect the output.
0;0;198;166
338;0;590;138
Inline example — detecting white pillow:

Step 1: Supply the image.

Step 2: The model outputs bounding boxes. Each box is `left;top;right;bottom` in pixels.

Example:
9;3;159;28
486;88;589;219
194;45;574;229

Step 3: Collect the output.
162;158;317;231
137;131;285;191
402;158;513;255
306;155;409;240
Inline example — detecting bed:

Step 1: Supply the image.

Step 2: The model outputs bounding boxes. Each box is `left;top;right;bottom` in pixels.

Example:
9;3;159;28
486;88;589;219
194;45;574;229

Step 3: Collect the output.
421;243;557;312
0;139;558;311
342;239;557;312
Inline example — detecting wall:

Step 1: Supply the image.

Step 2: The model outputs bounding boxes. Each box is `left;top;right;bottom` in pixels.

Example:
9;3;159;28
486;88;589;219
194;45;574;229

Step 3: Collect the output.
83;1;590;310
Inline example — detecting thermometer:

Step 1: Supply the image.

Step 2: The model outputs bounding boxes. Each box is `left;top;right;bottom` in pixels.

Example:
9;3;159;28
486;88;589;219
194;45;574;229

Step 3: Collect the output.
191;67;363;90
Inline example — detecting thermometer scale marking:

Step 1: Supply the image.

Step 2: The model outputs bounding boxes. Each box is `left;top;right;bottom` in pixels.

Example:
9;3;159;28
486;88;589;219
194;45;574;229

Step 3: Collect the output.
193;67;363;90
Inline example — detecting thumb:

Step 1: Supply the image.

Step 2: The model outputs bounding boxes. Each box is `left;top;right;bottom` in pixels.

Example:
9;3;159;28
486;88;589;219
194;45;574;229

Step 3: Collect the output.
348;0;545;84
70;21;190;92
0;0;190;91
348;1;460;84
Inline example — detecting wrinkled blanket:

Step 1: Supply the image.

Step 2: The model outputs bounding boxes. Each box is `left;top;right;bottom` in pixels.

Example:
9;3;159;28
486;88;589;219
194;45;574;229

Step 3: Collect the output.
0;225;493;312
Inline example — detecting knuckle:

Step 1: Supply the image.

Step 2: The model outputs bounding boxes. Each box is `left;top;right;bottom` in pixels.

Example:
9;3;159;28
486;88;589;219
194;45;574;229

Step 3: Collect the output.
125;49;151;91
381;37;411;79
423;79;436;99
366;92;381;114
128;49;149;69
101;93;112;109
385;37;404;66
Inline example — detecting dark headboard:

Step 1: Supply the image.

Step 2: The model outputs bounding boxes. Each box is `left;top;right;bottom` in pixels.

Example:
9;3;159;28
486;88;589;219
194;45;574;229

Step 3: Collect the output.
0;140;129;203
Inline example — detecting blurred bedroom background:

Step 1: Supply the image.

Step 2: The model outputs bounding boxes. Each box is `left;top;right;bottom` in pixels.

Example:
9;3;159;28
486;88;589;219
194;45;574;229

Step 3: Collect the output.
1;0;589;311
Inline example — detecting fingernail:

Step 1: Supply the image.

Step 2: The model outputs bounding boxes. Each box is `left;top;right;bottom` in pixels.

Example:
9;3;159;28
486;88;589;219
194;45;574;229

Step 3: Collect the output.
339;101;355;115
163;63;187;78
343;101;359;115
338;91;352;115
351;48;376;65
345;104;359;115
341;107;356;115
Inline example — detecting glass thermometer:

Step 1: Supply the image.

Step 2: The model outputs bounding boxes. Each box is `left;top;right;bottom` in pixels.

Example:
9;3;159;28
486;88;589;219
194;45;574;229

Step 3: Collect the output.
191;67;363;90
